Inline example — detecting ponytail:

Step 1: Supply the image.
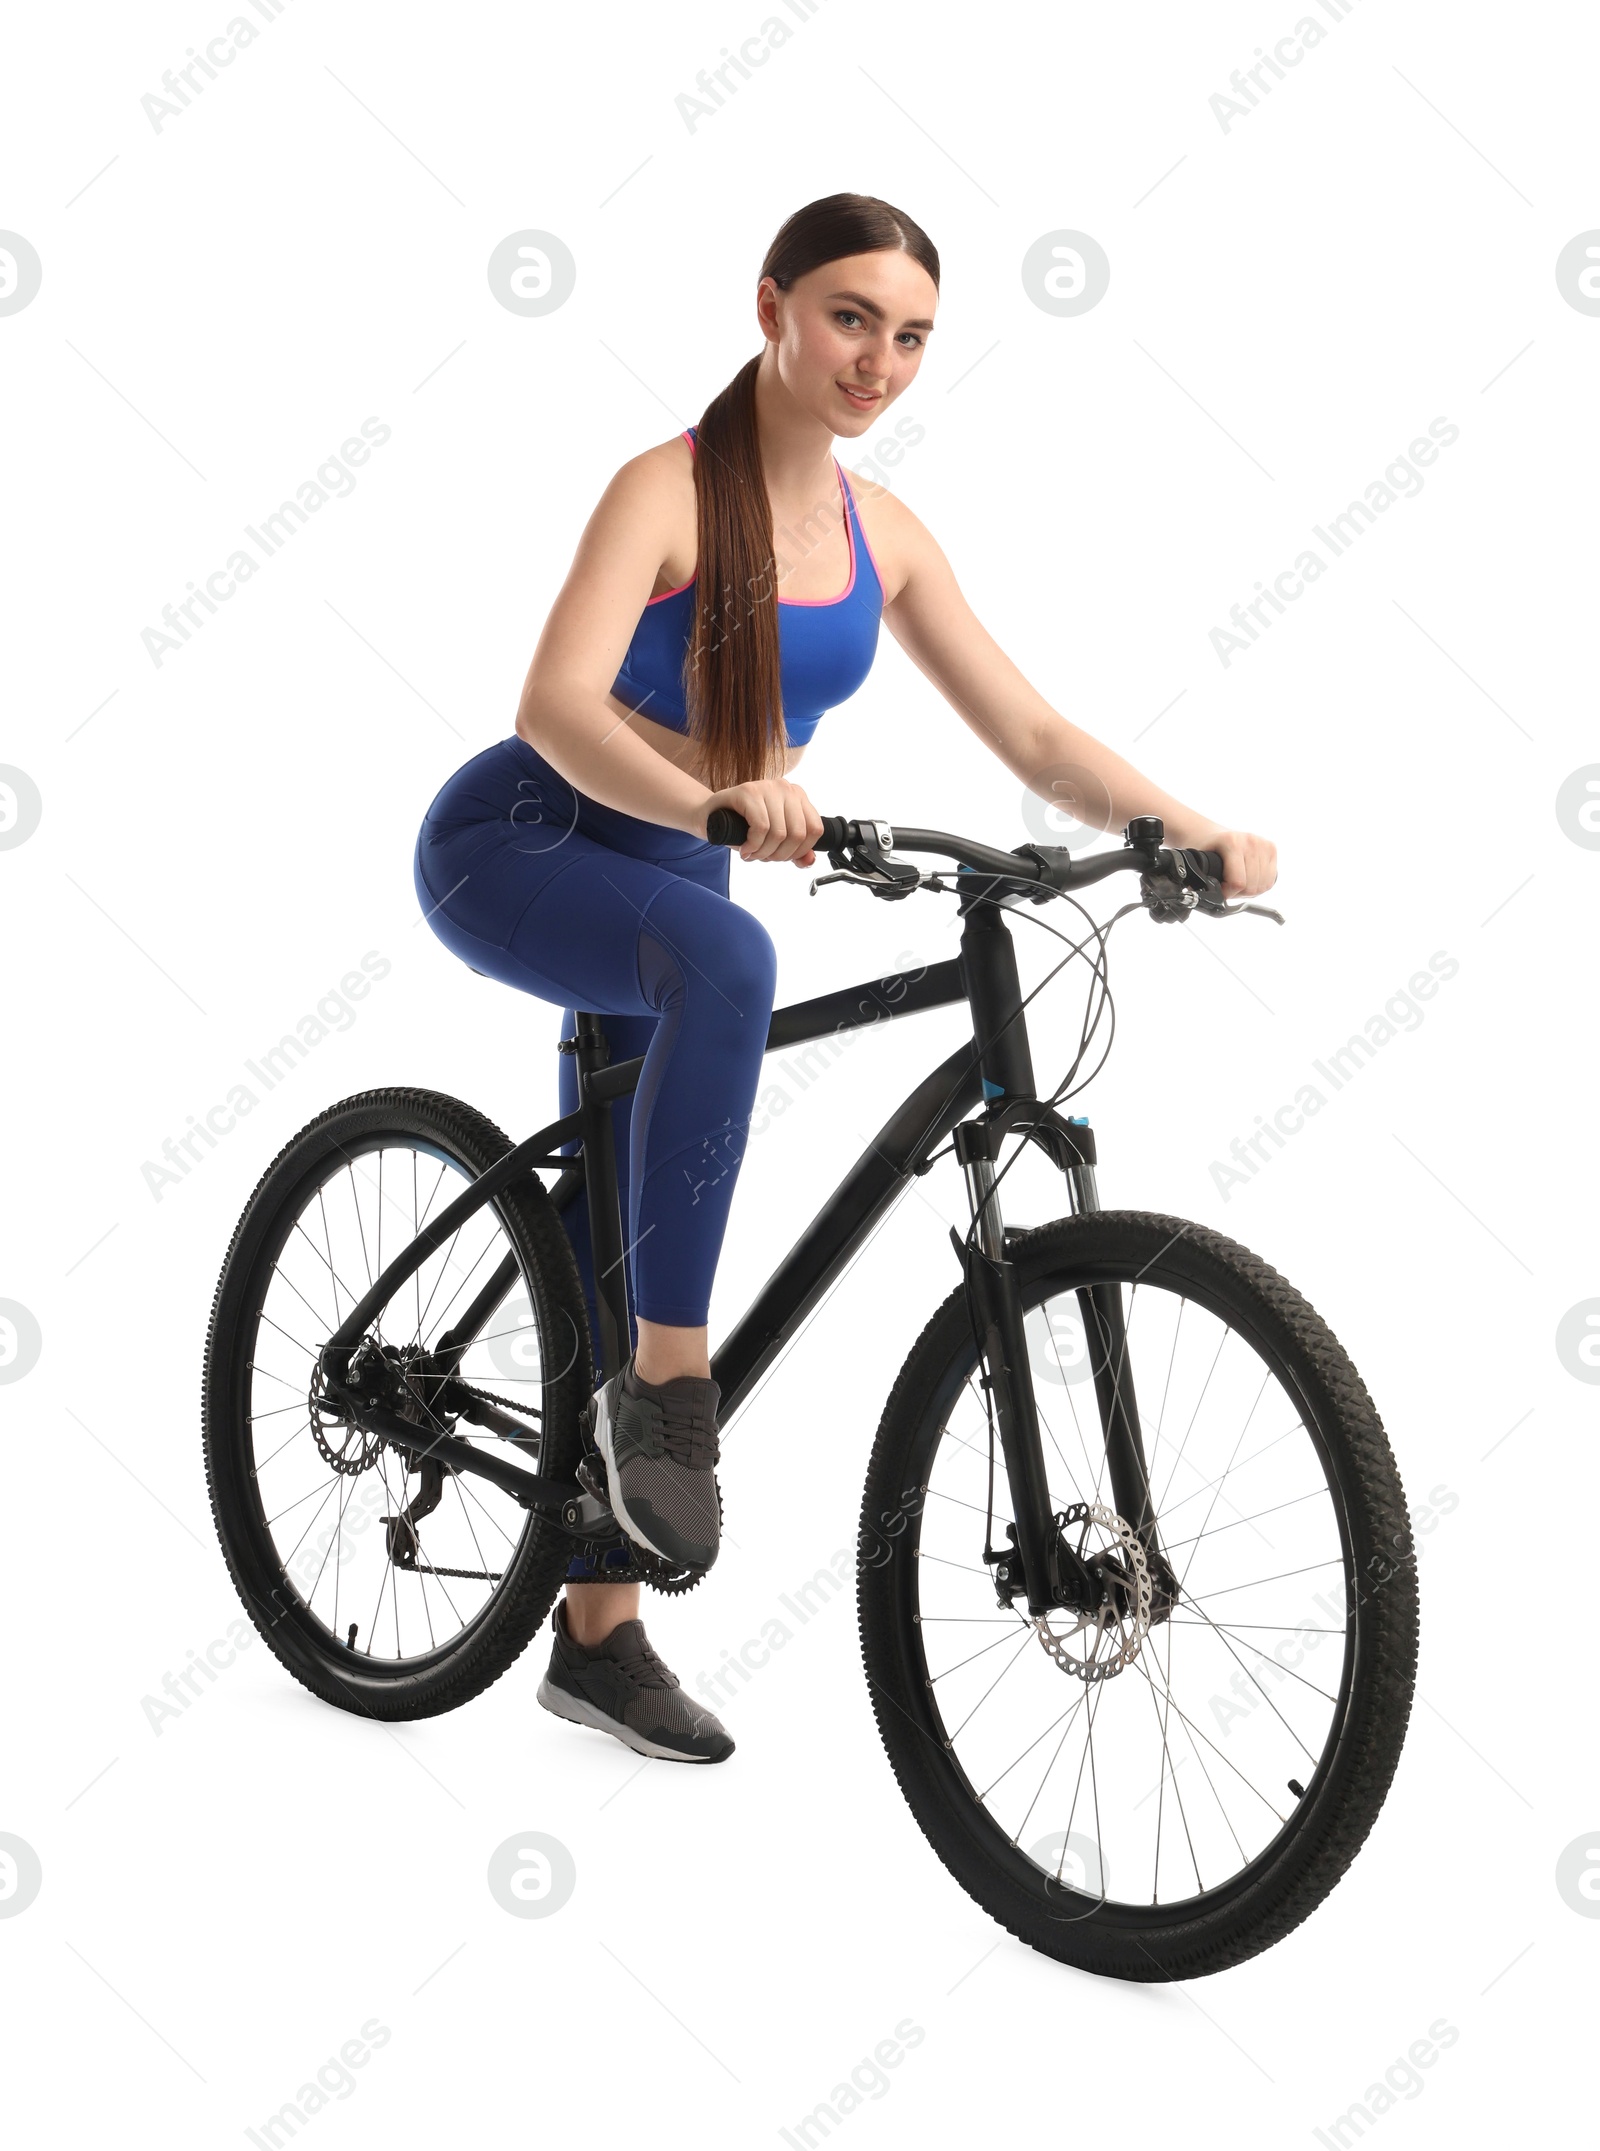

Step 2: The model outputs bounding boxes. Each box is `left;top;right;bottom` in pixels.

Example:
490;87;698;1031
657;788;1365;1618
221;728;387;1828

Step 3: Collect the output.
683;193;939;792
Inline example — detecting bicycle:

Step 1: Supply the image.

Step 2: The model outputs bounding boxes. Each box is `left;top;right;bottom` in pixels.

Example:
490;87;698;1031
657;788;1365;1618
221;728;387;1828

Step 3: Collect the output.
202;810;1417;1981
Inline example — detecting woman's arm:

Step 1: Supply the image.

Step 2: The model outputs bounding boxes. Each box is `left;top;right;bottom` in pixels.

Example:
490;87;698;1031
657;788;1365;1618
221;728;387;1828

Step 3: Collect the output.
515;448;714;833
869;491;1277;897
516;445;822;862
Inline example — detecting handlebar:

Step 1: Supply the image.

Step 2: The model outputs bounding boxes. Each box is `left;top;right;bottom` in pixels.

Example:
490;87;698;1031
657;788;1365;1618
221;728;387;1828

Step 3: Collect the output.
702;805;1225;902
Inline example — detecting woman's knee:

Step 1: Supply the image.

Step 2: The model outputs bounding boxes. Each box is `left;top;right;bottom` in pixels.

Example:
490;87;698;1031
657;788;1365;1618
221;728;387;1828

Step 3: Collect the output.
642;887;777;1021
712;906;778;1016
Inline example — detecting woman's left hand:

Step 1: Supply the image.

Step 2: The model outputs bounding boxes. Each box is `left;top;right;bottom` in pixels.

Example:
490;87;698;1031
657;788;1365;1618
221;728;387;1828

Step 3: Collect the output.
1205;830;1278;898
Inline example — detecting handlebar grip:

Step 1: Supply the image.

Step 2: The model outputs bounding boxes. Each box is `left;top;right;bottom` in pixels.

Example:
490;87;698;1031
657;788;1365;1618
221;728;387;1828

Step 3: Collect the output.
1179;848;1225;887
705;808;854;850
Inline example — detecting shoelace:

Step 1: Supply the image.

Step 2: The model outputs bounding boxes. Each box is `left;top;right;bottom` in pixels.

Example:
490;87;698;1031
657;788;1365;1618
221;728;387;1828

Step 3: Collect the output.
614;1635;677;1689
656;1419;720;1471
624;1387;720;1471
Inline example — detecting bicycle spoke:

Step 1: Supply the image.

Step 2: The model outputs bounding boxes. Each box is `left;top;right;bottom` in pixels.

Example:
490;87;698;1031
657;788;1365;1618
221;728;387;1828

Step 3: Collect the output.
1144;1295;1185;1485
1012;1689;1090;1841
304;1469;358;1610
945;1629;1039;1741
265;1474;343;1533
1154;1325;1229;1516
250;1418;311;1474
1176;1599;1332;1751
270;1259;340;1343
984;1688;1087;1808
346;1161;375;1291
1172;1367;1277;1586
931;1623;1034;1684
1154;1420;1306;1523
1182;1558;1345;1605
1161;1481;1331;1558
246;1360;305;1395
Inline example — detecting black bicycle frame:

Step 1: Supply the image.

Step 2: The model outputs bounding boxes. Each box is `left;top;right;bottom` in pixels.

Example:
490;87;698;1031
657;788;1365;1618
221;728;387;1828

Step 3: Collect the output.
317;886;1166;1615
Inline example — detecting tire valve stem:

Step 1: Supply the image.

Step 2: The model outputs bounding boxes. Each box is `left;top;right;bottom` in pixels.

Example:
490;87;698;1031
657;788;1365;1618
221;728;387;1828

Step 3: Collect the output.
1288;1778;1306;1799
347;1623;359;1651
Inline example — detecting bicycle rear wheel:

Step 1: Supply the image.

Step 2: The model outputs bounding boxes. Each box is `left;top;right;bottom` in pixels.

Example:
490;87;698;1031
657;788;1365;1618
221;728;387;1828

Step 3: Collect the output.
202;1088;591;1720
858;1211;1417;1980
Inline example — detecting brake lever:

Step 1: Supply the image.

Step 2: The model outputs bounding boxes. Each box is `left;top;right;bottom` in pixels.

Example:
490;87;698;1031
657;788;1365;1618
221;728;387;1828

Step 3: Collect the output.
810;866;882;894
809;863;926;899
1197;895;1286;924
1144;852;1285;926
809;837;924;901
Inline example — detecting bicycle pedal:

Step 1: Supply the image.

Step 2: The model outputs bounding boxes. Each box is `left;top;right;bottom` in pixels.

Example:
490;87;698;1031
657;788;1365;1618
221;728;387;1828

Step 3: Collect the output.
575;1454;612;1512
565;1542;647;1584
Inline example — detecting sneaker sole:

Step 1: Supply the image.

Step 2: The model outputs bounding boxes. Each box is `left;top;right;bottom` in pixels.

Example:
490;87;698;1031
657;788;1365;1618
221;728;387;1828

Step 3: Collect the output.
591;1377;706;1569
535;1674;730;1763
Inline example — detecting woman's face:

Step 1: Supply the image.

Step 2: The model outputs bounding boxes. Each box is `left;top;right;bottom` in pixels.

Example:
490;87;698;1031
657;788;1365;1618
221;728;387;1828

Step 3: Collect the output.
758;249;937;436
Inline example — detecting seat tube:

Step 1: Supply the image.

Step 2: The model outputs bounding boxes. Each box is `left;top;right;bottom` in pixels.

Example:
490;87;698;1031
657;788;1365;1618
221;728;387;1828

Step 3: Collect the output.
571;1012;631;1387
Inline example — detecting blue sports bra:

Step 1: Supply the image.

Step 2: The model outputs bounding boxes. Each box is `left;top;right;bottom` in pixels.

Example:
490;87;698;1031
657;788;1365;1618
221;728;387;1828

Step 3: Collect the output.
611;425;884;749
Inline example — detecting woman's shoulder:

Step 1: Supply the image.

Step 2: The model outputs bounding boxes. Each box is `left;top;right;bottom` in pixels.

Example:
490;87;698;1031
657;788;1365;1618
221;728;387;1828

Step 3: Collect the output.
589;432;694;516
619;430;696;487
583;435;697;595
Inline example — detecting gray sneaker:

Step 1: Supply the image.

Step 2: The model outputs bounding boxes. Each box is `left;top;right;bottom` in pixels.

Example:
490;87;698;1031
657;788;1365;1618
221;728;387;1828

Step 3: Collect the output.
536;1602;734;1763
589;1352;721;1571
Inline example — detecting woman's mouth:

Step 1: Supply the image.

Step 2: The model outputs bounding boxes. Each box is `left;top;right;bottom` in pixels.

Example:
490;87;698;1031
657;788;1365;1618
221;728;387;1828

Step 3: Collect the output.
838;383;881;410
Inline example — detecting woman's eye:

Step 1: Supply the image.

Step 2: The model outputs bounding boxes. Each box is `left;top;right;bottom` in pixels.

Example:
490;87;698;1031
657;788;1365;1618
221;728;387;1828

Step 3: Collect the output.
835;309;924;347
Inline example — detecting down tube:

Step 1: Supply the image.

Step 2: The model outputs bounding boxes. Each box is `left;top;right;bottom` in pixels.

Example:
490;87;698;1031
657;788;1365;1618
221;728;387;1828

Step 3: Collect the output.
711;1041;983;1423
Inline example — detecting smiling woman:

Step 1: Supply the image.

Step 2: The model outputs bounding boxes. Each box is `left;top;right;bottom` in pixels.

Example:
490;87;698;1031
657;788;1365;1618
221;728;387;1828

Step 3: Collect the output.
407;188;1278;1759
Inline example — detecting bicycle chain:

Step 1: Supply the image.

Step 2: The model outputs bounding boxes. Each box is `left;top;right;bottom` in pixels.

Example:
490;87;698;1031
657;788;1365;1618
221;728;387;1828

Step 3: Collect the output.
448;1377;541;1423
312;1367;705;1593
1033;1501;1153;1683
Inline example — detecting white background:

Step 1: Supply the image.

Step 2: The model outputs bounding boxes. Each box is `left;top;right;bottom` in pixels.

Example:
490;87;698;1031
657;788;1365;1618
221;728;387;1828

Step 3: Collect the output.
1;0;1591;2141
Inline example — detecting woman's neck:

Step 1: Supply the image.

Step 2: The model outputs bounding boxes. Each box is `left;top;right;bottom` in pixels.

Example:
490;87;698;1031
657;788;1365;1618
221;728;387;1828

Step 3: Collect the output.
751;350;838;497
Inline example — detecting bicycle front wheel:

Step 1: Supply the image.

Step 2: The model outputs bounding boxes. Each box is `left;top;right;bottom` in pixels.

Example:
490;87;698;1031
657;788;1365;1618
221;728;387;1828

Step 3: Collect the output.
858;1211;1417;1981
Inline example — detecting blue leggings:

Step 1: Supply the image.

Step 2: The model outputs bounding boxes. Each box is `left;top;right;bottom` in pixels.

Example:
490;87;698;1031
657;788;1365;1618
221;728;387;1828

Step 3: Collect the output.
413;735;778;1346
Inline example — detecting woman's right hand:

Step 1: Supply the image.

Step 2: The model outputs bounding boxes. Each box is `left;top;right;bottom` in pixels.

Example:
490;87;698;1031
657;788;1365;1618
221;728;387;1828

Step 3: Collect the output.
701;778;825;866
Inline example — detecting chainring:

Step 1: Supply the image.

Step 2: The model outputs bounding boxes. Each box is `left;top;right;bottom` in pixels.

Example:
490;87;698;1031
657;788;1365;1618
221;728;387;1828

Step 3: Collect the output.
567;1449;721;1595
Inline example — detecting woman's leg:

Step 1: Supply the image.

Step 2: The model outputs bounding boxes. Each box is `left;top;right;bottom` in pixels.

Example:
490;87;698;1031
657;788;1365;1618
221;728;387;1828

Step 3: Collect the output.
419;813;775;1641
547;855;776;1353
563;1578;641;1645
634;1319;709;1382
552;1014;715;1384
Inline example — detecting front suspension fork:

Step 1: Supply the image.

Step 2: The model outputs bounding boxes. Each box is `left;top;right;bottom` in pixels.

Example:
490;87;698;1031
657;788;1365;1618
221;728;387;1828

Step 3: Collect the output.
953;1113;1173;1614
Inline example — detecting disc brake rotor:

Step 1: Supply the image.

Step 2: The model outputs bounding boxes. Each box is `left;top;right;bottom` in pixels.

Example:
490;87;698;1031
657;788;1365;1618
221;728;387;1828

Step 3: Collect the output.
308;1368;382;1476
1034;1501;1153;1683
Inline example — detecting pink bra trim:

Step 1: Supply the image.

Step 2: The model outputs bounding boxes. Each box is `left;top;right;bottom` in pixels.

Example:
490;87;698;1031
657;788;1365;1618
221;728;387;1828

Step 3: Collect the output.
642;426;861;609
839;466;885;592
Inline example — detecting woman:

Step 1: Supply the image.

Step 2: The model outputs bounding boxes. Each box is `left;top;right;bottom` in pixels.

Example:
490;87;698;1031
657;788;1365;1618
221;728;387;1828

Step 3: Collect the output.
413;192;1277;1765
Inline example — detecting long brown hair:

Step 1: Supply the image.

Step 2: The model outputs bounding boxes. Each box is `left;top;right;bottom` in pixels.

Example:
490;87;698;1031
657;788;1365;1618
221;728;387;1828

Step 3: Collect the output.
682;193;940;792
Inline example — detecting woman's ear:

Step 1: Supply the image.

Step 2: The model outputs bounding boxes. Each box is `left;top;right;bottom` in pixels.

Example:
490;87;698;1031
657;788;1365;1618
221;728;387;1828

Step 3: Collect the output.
754;274;783;344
